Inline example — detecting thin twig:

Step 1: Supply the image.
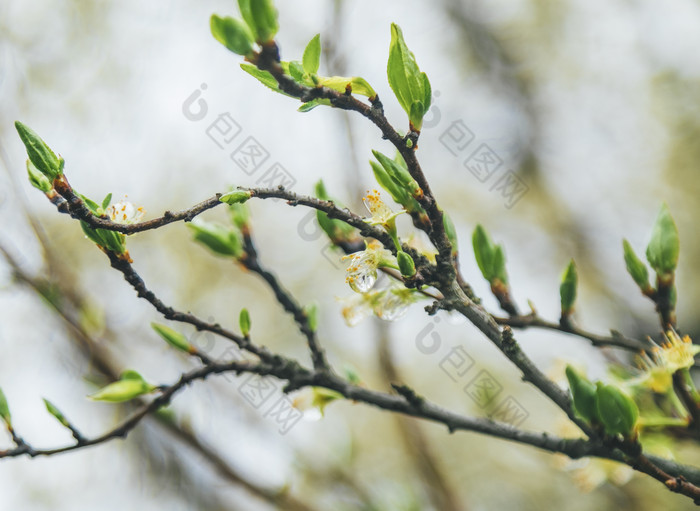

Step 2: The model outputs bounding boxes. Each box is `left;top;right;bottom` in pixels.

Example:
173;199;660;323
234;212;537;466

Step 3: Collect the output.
494;313;653;353
240;229;331;372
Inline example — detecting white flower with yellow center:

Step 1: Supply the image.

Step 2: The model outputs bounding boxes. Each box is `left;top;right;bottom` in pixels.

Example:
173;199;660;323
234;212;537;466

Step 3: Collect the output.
363;189;403;229
630;331;699;392
374;286;416;321
338;284;419;326
107;198;145;225
659;330;700;371
633;348;673;393
339;293;375;327
341;240;396;293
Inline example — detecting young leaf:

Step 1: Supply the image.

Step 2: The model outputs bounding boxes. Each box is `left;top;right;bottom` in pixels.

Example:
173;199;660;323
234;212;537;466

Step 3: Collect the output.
565;366;599;424
239;308;251;337
237;0;279;43
229;202;250;229
120;370;146;381
210;14;254;56
78;193;101;214
151;323;192;353
101;193;113;211
304;302;319;332
288;61;311;85
595;382;639;437
298;98;332;112
622;239;651;292
188;220;243;258
0;387;11;427
311;387;343;416
14;121;63;180
26;160;52;193
313;180;356;244
43;399;72;430
302;34;321;75
645;203;679;276
491;245;508;284
240;63;294;97
387;24;431;130
442;212;458;256
317;76;376;98
80;221;127;254
372;150;421;198
88;378;155;403
559;259;578;314
220;190;252;205
370;161;409;206
472;225;495;282
397;251;416;277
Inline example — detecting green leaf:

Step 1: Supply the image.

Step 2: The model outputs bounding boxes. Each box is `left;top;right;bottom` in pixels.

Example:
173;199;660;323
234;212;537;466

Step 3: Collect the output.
80;221;127;254
565;366;599;424
188;220;243;258
210;14;254;56
219;190;252;205
408;100;425;129
0;387;11;427
472;225;508;284
442;212;458;256
397;251;416;277
623;239;651;292
229;202;250;229
472;225;495;282
288;60;310;85
26;160;52;193
595;382;639;437
151;323;192;353
237;308;253;336
120;370;146;381
43;399;71;429
317;76;376;98
305;302;319;332
240;63;294;97
315;180;329;201
313;180;356;244
559;259;578;314
372;150;421;198
78;193;101;215
370;161;409;206
88;370;153;403
237;0;278;43
387;24;431;130
14;121;62;180
421;71;432;115
492;245;508;284
645;203;680;275
239;308;251;336
298;98;332;112
302;33;321;75
88;376;155;403
101;193;113;211
311;387;343;416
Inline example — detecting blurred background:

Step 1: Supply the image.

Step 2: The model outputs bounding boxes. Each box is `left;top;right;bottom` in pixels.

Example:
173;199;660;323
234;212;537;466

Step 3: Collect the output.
1;0;700;509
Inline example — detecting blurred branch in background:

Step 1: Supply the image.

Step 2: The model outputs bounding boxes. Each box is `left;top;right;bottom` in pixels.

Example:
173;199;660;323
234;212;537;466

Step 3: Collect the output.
442;0;638;323
0;143;320;510
0;239;320;511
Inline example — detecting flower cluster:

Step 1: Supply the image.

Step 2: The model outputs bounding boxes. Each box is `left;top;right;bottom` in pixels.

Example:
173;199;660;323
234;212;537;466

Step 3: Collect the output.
337;191;426;325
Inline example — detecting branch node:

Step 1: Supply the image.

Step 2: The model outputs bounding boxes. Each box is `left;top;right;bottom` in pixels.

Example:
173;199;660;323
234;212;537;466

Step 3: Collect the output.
391;383;424;408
